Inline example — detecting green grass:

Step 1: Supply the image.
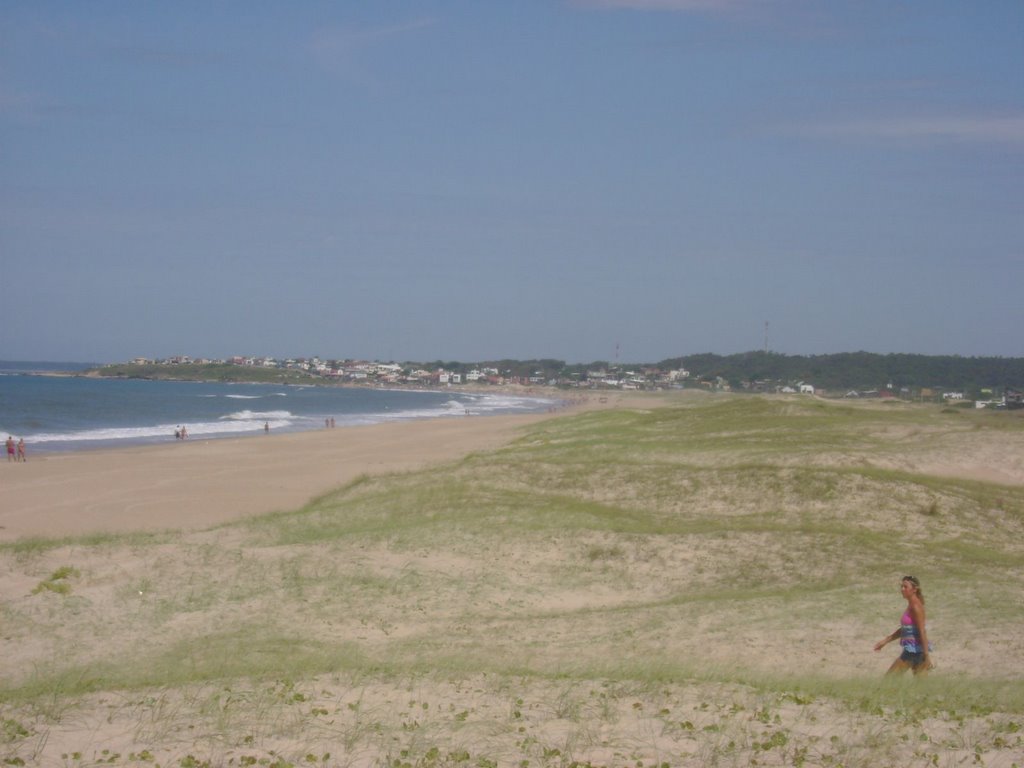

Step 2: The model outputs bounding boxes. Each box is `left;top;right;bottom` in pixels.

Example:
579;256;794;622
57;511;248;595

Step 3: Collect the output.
0;530;174;557
93;362;320;385
2;394;1023;766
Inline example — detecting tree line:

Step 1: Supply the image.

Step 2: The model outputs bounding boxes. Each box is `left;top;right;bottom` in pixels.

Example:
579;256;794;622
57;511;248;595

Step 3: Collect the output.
655;351;1023;394
454;352;1024;394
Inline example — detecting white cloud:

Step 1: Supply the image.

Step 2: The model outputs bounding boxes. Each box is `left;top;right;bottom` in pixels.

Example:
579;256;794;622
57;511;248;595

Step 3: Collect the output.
570;0;767;11
573;0;735;8
0;82;46;122
309;18;435;80
786;114;1024;147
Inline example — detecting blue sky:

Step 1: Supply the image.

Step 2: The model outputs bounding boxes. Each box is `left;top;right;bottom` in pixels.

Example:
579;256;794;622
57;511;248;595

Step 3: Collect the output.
1;1;1021;364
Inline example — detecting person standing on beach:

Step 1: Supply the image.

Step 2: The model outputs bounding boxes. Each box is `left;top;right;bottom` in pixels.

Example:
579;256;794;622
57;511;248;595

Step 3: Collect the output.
874;575;933;675
17;438;26;462
6;436;14;462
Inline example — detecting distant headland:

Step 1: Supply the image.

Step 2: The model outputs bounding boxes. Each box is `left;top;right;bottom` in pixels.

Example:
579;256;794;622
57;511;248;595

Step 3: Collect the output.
74;351;1024;407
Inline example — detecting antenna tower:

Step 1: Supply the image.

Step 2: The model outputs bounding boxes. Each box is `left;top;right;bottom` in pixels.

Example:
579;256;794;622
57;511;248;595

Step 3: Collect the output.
764;321;769;353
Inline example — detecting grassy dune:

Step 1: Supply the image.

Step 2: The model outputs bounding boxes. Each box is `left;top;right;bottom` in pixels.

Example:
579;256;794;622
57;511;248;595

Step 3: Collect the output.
2;394;1023;767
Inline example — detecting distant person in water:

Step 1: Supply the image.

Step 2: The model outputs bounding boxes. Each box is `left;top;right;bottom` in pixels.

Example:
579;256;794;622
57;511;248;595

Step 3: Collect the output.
17;438;25;462
874;575;933;675
6;436;15;461
264;421;270;433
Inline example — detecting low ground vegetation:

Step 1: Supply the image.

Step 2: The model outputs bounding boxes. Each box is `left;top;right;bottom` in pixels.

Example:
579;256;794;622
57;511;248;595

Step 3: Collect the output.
2;395;1022;766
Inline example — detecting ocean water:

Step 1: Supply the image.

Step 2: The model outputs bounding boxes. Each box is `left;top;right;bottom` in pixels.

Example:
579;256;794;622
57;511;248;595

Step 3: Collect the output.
0;362;556;453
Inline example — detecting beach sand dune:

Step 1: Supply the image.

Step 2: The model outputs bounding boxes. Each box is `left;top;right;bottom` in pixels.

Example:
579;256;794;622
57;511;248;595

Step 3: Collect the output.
2;393;1022;767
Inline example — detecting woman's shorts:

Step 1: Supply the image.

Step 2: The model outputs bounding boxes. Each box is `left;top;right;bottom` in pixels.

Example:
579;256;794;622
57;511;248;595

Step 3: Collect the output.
900;649;927;667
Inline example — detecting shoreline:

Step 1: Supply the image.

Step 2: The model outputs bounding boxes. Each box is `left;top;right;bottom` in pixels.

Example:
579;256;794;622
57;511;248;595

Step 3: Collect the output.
0;385;658;542
0;410;565;542
2;376;571;456
0;390;658;543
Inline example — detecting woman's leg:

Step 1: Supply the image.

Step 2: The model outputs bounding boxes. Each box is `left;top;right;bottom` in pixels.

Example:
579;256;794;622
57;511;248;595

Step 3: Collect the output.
911;658;932;676
886;657;912;675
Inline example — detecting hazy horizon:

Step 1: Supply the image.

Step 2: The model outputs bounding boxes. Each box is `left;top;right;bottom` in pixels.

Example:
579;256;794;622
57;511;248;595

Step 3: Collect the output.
5;347;1024;372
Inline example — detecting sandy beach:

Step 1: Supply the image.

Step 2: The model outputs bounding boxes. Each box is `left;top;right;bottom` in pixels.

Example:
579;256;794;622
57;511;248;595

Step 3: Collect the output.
3;393;1022;767
3;391;1021;541
0;410;569;541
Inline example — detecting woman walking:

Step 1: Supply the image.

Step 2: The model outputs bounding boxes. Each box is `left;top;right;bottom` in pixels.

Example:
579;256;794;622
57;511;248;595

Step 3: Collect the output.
874;575;933;675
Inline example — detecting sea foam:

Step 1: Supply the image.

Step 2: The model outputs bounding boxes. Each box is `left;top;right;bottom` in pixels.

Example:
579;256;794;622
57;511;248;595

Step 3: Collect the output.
1;374;556;452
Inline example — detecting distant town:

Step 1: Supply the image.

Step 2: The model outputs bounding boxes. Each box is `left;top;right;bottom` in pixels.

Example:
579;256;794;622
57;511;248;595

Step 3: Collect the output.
118;354;694;391
101;352;1024;410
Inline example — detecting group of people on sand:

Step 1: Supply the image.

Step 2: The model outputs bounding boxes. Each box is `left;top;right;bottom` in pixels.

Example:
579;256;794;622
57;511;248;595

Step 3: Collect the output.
6;435;26;462
174;425;189;440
